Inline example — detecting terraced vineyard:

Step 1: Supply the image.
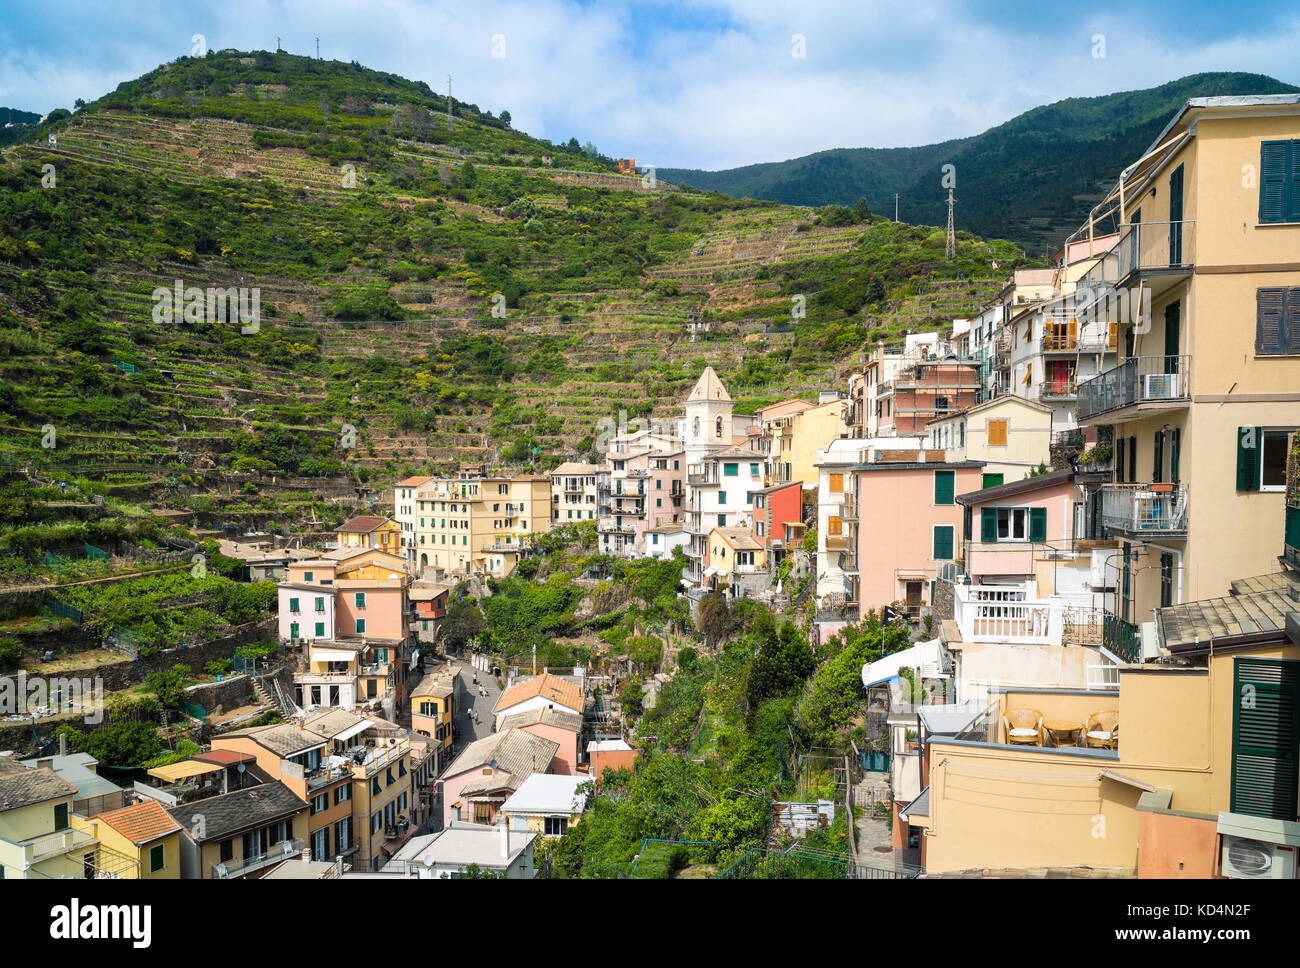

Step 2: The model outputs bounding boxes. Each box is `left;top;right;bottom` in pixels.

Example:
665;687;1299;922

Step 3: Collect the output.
0;50;1036;538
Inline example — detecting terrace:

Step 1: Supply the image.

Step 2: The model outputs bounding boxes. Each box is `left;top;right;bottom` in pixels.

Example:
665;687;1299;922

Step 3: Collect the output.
1100;483;1188;538
1076;355;1190;423
212;837;306;879
951;582;1064;646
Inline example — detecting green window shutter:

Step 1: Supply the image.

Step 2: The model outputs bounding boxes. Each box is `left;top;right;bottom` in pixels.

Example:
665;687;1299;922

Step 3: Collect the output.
1170;428;1181;483
1029;507;1047;543
1289;287;1300;355
1152;431;1164;483
963;506;972;541
1116;437;1126;483
1231;657;1300;820
981;508;998;543
724;463;738;476
1259;140;1291;224
1128;436;1137;483
981;473;1004;489
1237;426;1263;491
933;526;954;561
934;470;955;505
1286;505;1300;555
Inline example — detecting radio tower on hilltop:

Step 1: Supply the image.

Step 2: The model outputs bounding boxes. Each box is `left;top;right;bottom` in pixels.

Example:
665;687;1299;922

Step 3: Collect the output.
945;187;956;259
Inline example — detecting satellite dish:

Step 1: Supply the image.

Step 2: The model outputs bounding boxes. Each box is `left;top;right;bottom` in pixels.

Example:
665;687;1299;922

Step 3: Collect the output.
489;759;498;770
237;762;246;773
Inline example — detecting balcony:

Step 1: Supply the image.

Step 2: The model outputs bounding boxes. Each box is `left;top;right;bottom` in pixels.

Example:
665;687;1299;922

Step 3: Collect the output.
838;501;859;522
1116;220;1195;289
1041;320;1118;354
1102;612;1141;664
825;534;853;552
1076;355;1190;422
350;738;410;778
3;827;98;866
687;465;711;485
484;540;524;553
1039;375;1078;399
212;838;306;879
1101;483;1188;538
597;518;637;535
952;583;1063;645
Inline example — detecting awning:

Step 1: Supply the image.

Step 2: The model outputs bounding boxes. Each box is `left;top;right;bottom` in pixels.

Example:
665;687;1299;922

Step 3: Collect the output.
147;760;223;783
899;787;930;821
1098;769;1157;793
862;640;942;689
703;567;718;578
311;648;359;663
331;719;371;745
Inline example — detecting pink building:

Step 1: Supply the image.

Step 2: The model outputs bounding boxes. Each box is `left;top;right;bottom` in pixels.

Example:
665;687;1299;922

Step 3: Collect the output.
497;706;582;775
854;455;986;618
955;468;1078;584
598;450;685;557
440;728;559;827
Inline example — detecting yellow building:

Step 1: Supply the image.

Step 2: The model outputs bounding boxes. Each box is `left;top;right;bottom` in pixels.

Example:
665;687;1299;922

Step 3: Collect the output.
762;397;847;493
707;526;765;578
72;800;182;879
0;765;99;879
407;474;552;577
1071;96;1300;654
410;668;456;767
334;516;403;556
165;781;310;879
926;394;1053;485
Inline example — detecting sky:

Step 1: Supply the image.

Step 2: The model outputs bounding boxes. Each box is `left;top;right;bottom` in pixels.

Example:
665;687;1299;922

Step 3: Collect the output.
2;0;1299;170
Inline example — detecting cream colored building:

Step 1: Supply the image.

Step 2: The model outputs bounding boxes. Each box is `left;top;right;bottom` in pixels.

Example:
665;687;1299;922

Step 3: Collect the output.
926;394;1053;486
763;397;848;493
549;461;600;525
410;474;552;577
1071;96;1300;656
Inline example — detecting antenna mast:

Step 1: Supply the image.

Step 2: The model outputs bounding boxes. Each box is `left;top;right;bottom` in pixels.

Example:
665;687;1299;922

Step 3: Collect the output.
945;187;956;259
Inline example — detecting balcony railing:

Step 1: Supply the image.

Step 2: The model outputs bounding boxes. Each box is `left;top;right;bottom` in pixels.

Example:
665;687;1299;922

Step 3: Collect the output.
952;583;1063;645
212;838;305;879
1040;375;1078;399
1101;483;1188;536
1077;355;1190;421
1116;220;1195;282
4;827;98;865
838;501;859;522
1103;613;1141;664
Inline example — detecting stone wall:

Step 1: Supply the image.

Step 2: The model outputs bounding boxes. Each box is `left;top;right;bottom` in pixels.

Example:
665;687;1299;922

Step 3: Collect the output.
932;579;955;623
184;673;255;715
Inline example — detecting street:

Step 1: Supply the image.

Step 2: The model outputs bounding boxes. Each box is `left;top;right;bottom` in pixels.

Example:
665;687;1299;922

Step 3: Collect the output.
451;662;500;752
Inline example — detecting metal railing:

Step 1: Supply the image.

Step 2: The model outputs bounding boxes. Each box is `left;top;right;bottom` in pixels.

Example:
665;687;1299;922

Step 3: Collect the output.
1101;483;1188;536
952;583;1063;645
1103;613;1141;664
211;838;305;879
1077;355;1190;420
1117;219;1195;280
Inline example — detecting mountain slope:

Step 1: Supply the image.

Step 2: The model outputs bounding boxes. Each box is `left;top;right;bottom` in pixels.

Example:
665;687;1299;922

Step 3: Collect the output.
661;72;1300;250
0;50;1033;539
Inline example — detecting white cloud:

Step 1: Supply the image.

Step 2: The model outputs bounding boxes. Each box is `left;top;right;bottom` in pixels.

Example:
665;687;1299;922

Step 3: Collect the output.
2;1;1297;170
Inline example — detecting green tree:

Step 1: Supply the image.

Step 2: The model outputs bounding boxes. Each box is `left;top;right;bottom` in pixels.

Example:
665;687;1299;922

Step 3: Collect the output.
695;591;732;647
442;599;486;650
145;664;192;711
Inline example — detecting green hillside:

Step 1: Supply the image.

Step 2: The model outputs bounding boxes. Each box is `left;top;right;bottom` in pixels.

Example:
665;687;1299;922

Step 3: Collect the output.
661;72;1300;251
0;50;1035;571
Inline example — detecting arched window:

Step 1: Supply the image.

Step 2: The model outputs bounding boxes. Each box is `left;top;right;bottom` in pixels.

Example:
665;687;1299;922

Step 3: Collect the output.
715;416;723;438
692;416;700;436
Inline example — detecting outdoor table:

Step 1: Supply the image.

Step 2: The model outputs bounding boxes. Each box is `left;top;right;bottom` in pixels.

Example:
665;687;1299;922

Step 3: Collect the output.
1043;720;1083;748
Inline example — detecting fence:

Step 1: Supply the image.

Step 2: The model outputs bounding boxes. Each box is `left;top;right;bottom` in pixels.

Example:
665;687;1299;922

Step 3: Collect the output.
717;848;918;880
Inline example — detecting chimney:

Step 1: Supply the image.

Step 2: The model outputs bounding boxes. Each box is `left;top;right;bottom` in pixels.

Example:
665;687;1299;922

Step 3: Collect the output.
499;817;509;858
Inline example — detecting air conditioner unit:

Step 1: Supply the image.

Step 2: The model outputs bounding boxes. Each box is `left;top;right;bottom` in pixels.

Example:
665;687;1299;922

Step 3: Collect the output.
1143;372;1180;399
1221;836;1297;879
1218;812;1300;879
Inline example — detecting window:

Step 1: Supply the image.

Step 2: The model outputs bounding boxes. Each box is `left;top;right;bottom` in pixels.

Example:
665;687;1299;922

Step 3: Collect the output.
717;491;727;505
289;597;300;614
716;416;724;438
1160;552;1175;608
335;784;352;805
290;622;299;639
982;506;1042;542
315;597;325;613
933;525;954;561
311;792;329;815
828;472;844;493
356;618;366;634
304;571;313;583
827;516;843;536
544;817;569;837
355;592;366;609
54;802;69;830
724;463;738;476
1259;139;1300;224
1116;437;1126;483
315;621;324;637
987;419;1008;446
371;811;383;834
1237;426;1293;491
933;470;955;505
1256;287;1300;355
981;473;1003;489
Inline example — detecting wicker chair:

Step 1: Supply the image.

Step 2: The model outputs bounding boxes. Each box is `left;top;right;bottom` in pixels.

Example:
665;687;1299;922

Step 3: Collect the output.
1002;707;1044;746
1084;710;1120;749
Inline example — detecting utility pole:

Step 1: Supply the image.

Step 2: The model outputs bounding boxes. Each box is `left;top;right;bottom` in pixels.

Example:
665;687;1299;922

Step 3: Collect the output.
531;641;536;676
894;194;899;223
316;37;320;59
276;36;281;53
447;74;454;127
945;187;956;259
